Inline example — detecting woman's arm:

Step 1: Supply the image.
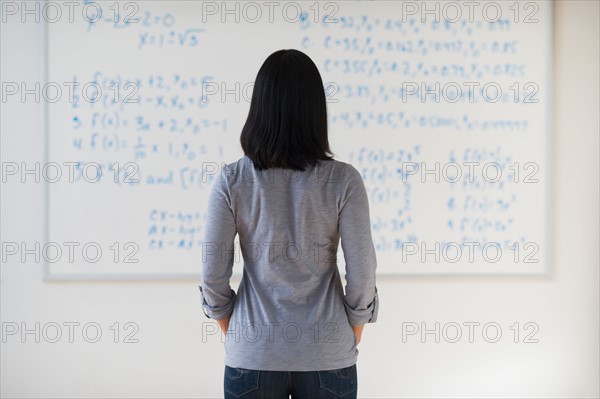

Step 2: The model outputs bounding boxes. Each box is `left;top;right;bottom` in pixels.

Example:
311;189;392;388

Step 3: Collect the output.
216;316;231;335
352;324;365;345
338;164;379;329
199;170;238;323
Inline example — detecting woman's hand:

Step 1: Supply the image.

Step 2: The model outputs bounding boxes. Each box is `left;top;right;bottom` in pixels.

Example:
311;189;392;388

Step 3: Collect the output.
352;324;365;345
216;316;231;335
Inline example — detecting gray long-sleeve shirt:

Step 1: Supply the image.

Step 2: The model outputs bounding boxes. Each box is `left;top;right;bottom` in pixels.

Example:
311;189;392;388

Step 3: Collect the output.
199;155;378;371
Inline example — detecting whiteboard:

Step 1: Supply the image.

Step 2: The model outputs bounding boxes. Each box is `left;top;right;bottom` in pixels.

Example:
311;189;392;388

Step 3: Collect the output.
44;1;553;279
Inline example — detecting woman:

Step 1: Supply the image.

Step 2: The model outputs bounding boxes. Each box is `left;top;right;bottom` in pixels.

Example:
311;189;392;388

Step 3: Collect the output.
199;49;379;399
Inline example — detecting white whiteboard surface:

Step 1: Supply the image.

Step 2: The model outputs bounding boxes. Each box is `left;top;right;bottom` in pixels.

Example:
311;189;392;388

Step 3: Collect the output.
44;1;553;280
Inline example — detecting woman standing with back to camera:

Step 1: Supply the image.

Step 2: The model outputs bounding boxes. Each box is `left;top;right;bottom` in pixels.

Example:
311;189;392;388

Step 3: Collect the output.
199;49;379;399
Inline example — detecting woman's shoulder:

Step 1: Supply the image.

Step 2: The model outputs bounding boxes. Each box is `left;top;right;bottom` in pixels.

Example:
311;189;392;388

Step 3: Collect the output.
323;159;362;180
219;155;252;174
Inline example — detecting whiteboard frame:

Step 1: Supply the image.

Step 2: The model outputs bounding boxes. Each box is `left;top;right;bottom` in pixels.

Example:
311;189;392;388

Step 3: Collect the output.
41;1;555;281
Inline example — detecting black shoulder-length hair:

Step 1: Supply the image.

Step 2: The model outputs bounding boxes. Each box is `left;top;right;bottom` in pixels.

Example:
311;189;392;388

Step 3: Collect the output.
240;49;334;171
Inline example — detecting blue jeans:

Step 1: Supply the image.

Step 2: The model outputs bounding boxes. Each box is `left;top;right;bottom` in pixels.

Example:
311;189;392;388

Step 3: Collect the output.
224;364;358;398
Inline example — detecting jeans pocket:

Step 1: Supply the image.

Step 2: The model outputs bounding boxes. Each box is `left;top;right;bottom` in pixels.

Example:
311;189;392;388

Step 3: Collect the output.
318;364;357;397
224;366;260;398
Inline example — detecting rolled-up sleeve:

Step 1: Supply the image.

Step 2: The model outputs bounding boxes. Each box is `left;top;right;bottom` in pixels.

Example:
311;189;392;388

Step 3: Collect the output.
338;164;379;326
199;168;237;320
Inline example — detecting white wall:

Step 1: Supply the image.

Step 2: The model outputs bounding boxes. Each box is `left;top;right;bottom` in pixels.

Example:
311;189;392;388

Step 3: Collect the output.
1;2;598;398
